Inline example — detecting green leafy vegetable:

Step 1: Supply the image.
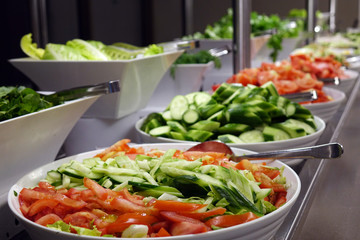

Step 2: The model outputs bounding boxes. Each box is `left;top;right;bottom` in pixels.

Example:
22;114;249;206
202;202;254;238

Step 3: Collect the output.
20;33;164;61
170;50;221;78
0;86;62;122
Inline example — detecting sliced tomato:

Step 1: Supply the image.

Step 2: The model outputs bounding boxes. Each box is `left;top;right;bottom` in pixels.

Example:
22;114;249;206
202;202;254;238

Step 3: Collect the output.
258;166;281;180
179;207;227;220
118;188;145;206
155;227;172;237
151;221;170;233
274;192;287;208
35;213;62;226
63;211;98;228
273;79;299;94
235;159;254;171
110;197;157;216
160;211;204;225
152;200;207;212
94;139;131;160
83;177;108;201
170;221;208;236
295;74;317;90
105;213;158;234
204;212;259;228
19;188;52;202
27;199;59;217
253;171;286;192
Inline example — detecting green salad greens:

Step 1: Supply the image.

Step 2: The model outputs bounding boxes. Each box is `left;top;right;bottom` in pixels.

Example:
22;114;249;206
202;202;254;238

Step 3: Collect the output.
0;86;62;122
20;33;164;61
170;50;222;78
183;9;305;62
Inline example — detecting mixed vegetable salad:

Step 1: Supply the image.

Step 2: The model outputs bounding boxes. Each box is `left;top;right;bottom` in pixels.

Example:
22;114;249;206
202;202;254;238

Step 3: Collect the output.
182;9;305;61
141;82;317;143
0;86;63;122
20;33;164;61
17;139;288;238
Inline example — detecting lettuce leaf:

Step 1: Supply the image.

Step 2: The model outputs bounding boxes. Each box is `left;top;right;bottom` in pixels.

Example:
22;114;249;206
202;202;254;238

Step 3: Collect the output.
144;44;164;56
47;220;112;237
20;33;45;60
42;43;87;60
66;39;109;60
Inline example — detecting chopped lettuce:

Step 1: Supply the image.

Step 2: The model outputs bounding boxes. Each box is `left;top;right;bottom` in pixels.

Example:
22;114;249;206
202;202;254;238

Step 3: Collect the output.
42;43;87;60
20;33;45;60
66;39;109;60
47;221;111;237
143;44;164;56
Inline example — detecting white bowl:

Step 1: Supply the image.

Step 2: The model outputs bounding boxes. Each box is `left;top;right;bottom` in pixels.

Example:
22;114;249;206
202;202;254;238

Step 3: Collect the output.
302;87;346;122
8;143;301;240
135;116;326;165
9;50;183;119
0;96;98;196
326;69;359;94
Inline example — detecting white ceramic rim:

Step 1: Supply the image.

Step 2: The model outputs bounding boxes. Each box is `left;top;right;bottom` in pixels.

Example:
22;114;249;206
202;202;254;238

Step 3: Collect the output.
8;143;301;240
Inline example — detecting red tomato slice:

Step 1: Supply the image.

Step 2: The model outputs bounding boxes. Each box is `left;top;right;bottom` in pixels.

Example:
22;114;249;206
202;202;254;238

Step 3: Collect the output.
204;212;259;228
273;80;299;94
258;166;281;180
160;211;204;225
118;188;144;206
274;192;287;208
152;200;207;212
295;75;317;90
253;172;287;192
179;207;227;220
106;213;158;234
156;227;172;237
35;213;62;226
83;177;108;201
170;222;208;236
28;199;59;217
110;197;157;216
64;211;98;228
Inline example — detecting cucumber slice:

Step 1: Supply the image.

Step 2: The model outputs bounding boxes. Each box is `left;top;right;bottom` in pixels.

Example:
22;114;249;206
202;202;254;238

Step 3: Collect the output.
182;109;200;125
239;130;265;143
185;129;213;142
189;120;220;132
272;121;306;138
149;126;171;137
218;123;252;135
170;131;186;140
194;92;213;106
285;119;316;134
167;121;187;134
260;81;279;97
263;126;291;141
198;103;225;119
218;134;244;144
169;95;189;120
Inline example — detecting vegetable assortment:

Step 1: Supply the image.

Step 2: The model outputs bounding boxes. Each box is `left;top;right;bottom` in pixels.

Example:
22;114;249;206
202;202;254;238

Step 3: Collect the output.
17;139;288;238
0;86;62;122
141;82;317;143
20;33;164;61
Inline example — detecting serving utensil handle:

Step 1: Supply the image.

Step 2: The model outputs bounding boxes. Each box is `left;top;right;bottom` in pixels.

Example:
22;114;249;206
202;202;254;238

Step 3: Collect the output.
233;142;344;162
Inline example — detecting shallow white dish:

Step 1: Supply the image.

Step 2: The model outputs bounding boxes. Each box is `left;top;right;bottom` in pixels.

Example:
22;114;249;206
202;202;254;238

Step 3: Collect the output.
8;143;301;240
302;87;346;122
135;116;325;165
0;96;98;197
9;50;183;119
326;69;359;94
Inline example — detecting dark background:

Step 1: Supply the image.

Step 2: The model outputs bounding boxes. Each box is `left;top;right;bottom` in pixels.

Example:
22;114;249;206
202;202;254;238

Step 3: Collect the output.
1;0;357;89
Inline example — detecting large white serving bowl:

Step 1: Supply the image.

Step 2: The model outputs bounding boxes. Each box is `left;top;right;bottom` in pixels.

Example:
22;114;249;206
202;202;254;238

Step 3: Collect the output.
0;96;98;197
135;116;326;159
8;143;301;240
9;50;183;119
326;69;359;94
302;87;346;122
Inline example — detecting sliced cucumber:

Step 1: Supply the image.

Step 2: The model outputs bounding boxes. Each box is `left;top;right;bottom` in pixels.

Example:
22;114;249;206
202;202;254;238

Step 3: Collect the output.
149;126;171;137
169;95;189;120
263;126;291;141
189;120;220;132
185;129;213;142
218;134;244;144
218;123;252;135
167;121;187;134
182;109;200;125
239;130;265;143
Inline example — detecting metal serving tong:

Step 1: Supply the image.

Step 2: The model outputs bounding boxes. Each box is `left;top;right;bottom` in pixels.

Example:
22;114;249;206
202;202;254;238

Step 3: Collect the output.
186;141;344;163
208;45;232;57
281;89;318;103
159;39;200;52
42;80;121;103
319;76;341;86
